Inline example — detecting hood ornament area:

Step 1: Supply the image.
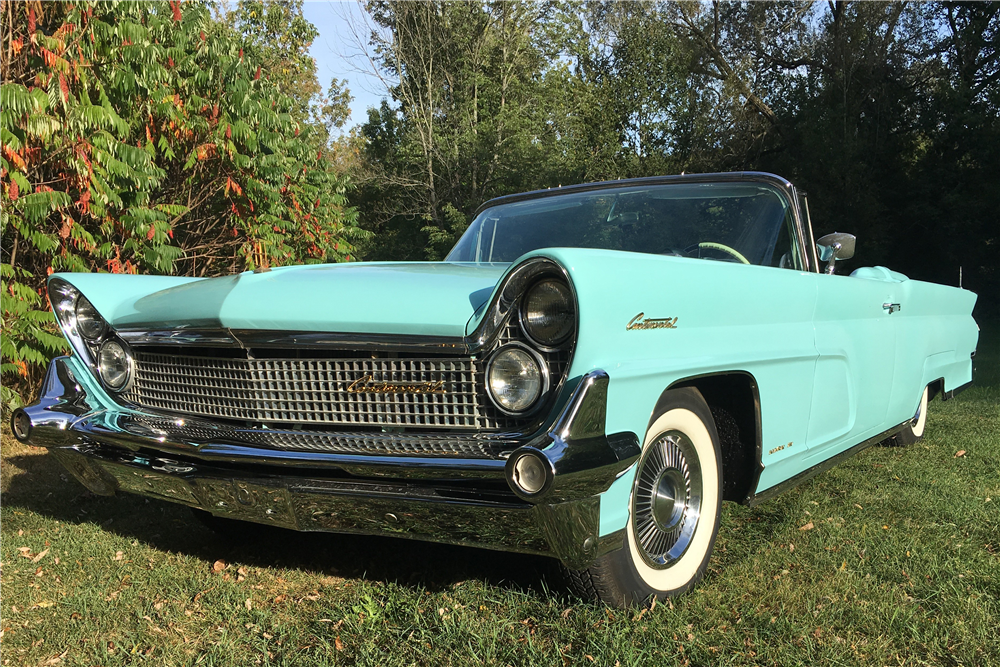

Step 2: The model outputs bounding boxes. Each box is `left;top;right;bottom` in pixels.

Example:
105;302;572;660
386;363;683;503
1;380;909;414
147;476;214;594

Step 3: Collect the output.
626;313;679;330
346;375;447;395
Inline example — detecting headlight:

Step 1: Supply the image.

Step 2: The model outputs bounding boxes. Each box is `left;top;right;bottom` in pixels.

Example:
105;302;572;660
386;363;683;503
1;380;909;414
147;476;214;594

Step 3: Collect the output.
487;345;545;413
98;340;132;391
75;296;107;341
521;279;574;347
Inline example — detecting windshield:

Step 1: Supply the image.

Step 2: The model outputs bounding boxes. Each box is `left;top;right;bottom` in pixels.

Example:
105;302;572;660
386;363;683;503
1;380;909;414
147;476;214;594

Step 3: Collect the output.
446;182;797;268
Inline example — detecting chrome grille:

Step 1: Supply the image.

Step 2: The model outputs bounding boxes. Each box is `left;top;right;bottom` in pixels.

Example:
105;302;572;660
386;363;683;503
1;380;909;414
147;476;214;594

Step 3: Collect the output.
125;352;486;429
121;415;514;458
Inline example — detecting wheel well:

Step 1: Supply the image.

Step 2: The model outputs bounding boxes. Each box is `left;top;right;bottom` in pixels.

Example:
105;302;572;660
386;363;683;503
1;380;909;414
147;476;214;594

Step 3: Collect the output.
665;373;762;504
928;378;944;402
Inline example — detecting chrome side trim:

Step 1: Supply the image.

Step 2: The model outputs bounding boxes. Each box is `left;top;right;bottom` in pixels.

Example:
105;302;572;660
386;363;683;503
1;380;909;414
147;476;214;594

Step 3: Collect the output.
746;422;908;506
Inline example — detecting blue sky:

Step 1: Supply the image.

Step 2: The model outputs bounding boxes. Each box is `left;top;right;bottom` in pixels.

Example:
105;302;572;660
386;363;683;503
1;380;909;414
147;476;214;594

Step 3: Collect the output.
301;1;387;130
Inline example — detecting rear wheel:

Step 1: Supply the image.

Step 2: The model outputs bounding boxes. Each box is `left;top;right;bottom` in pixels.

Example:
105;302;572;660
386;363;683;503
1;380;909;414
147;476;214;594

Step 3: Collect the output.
893;386;929;446
564;388;723;607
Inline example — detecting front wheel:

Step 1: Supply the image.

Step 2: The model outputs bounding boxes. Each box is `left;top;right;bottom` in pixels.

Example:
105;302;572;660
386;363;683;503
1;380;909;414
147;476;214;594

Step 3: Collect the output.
564;388;723;607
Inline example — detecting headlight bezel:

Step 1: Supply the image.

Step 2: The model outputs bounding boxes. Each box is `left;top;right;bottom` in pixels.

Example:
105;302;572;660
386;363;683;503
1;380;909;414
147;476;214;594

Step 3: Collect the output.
518;278;575;351
75;296;107;341
485;343;550;416
48;278;114;384
97;338;134;393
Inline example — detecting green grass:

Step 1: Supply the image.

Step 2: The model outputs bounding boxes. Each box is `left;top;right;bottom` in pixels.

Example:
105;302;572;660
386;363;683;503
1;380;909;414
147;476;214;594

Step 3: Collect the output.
2;326;998;666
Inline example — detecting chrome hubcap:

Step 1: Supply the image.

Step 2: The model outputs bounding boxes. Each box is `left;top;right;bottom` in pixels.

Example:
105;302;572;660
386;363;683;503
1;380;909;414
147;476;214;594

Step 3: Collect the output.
633;431;703;568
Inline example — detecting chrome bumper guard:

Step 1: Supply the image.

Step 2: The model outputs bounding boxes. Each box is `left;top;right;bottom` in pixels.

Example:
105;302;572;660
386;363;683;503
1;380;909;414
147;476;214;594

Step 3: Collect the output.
12;358;639;569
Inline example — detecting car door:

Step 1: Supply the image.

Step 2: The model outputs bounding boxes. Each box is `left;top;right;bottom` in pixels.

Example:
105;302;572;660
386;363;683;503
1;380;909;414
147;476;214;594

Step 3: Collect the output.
806;272;899;454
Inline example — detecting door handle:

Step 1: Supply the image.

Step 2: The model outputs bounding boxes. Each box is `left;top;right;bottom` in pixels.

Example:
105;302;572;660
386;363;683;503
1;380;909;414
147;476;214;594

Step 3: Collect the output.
883;303;901;314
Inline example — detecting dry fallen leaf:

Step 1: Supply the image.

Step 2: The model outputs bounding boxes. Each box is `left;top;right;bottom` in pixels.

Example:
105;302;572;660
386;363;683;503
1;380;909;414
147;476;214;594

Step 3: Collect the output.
70;613;82;621
799;522;814;531
954;450;966;458
32;549;49;564
212;559;226;573
113;551;124;561
335;636;344;651
245;598;252;611
789;543;795;553
35;601;56;608
560;608;572;619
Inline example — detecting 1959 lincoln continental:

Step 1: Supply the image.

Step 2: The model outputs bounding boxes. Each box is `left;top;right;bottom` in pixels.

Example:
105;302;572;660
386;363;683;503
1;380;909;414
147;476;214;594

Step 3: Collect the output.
11;172;979;606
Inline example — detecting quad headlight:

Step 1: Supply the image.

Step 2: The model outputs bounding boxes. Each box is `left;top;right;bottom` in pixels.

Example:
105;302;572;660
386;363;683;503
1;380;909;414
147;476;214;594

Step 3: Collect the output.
521;279;573;347
98;339;132;391
48;279;118;386
75;296;107;341
486;345;546;414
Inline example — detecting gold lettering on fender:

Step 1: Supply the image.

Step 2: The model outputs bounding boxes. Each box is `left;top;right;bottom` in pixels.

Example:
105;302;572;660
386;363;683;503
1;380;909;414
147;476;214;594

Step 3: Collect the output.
626;312;679;331
768;442;793;456
346;375;447;395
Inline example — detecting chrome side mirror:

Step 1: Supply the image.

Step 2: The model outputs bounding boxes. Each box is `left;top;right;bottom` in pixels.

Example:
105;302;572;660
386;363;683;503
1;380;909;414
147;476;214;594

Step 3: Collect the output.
816;232;856;275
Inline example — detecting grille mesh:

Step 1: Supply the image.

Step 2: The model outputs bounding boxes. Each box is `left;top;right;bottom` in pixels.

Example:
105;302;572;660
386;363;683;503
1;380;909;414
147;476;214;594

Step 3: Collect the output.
126;353;485;429
122;415;514;458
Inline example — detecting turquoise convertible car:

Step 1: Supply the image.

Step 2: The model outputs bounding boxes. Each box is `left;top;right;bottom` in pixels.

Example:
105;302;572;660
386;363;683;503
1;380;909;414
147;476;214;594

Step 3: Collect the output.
12;172;978;606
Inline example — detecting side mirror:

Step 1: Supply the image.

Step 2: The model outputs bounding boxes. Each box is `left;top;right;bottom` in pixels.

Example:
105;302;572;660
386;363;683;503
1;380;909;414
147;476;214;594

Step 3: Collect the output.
816;232;856;275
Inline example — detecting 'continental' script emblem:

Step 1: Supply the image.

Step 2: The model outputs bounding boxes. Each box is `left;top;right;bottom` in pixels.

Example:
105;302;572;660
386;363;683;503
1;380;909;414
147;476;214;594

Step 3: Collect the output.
626;312;679;330
346;375;447;395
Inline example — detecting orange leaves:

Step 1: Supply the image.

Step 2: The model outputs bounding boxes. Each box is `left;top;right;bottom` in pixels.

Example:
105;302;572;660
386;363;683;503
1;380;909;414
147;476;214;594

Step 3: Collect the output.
194;143;216;161
58;215;73;239
224;177;243;197
4;145;26;172
11;39;24;56
59;73;69;103
76;189;90;215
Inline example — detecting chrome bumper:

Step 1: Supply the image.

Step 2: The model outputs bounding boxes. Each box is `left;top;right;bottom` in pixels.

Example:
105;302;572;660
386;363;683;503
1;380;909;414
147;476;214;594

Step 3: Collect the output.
12;357;639;569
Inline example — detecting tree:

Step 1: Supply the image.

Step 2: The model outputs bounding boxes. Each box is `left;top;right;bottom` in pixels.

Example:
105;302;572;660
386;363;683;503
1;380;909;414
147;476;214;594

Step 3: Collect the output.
1;0;366;409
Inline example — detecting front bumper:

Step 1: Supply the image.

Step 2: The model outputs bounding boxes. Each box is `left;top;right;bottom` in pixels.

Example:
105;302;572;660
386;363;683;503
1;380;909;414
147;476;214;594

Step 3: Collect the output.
12;357;639;569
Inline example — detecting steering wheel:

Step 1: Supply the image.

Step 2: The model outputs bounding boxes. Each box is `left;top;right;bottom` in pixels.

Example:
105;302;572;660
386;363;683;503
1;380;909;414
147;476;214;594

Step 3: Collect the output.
684;242;750;265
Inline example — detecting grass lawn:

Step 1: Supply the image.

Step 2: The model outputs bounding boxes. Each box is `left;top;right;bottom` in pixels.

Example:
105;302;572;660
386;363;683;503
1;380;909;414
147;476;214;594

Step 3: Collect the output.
2;324;997;666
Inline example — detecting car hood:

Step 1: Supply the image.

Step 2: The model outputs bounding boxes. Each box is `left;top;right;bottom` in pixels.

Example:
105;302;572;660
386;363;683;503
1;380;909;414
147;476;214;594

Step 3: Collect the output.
56;262;510;338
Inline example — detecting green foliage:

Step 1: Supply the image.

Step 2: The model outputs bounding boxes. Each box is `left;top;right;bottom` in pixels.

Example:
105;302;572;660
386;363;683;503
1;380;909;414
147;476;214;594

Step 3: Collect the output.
355;0;1000;311
1;0;365;409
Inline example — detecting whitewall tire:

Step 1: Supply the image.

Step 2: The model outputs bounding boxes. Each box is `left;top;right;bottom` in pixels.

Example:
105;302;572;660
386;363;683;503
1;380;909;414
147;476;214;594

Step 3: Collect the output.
894;386;929;445
563;388;723;606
